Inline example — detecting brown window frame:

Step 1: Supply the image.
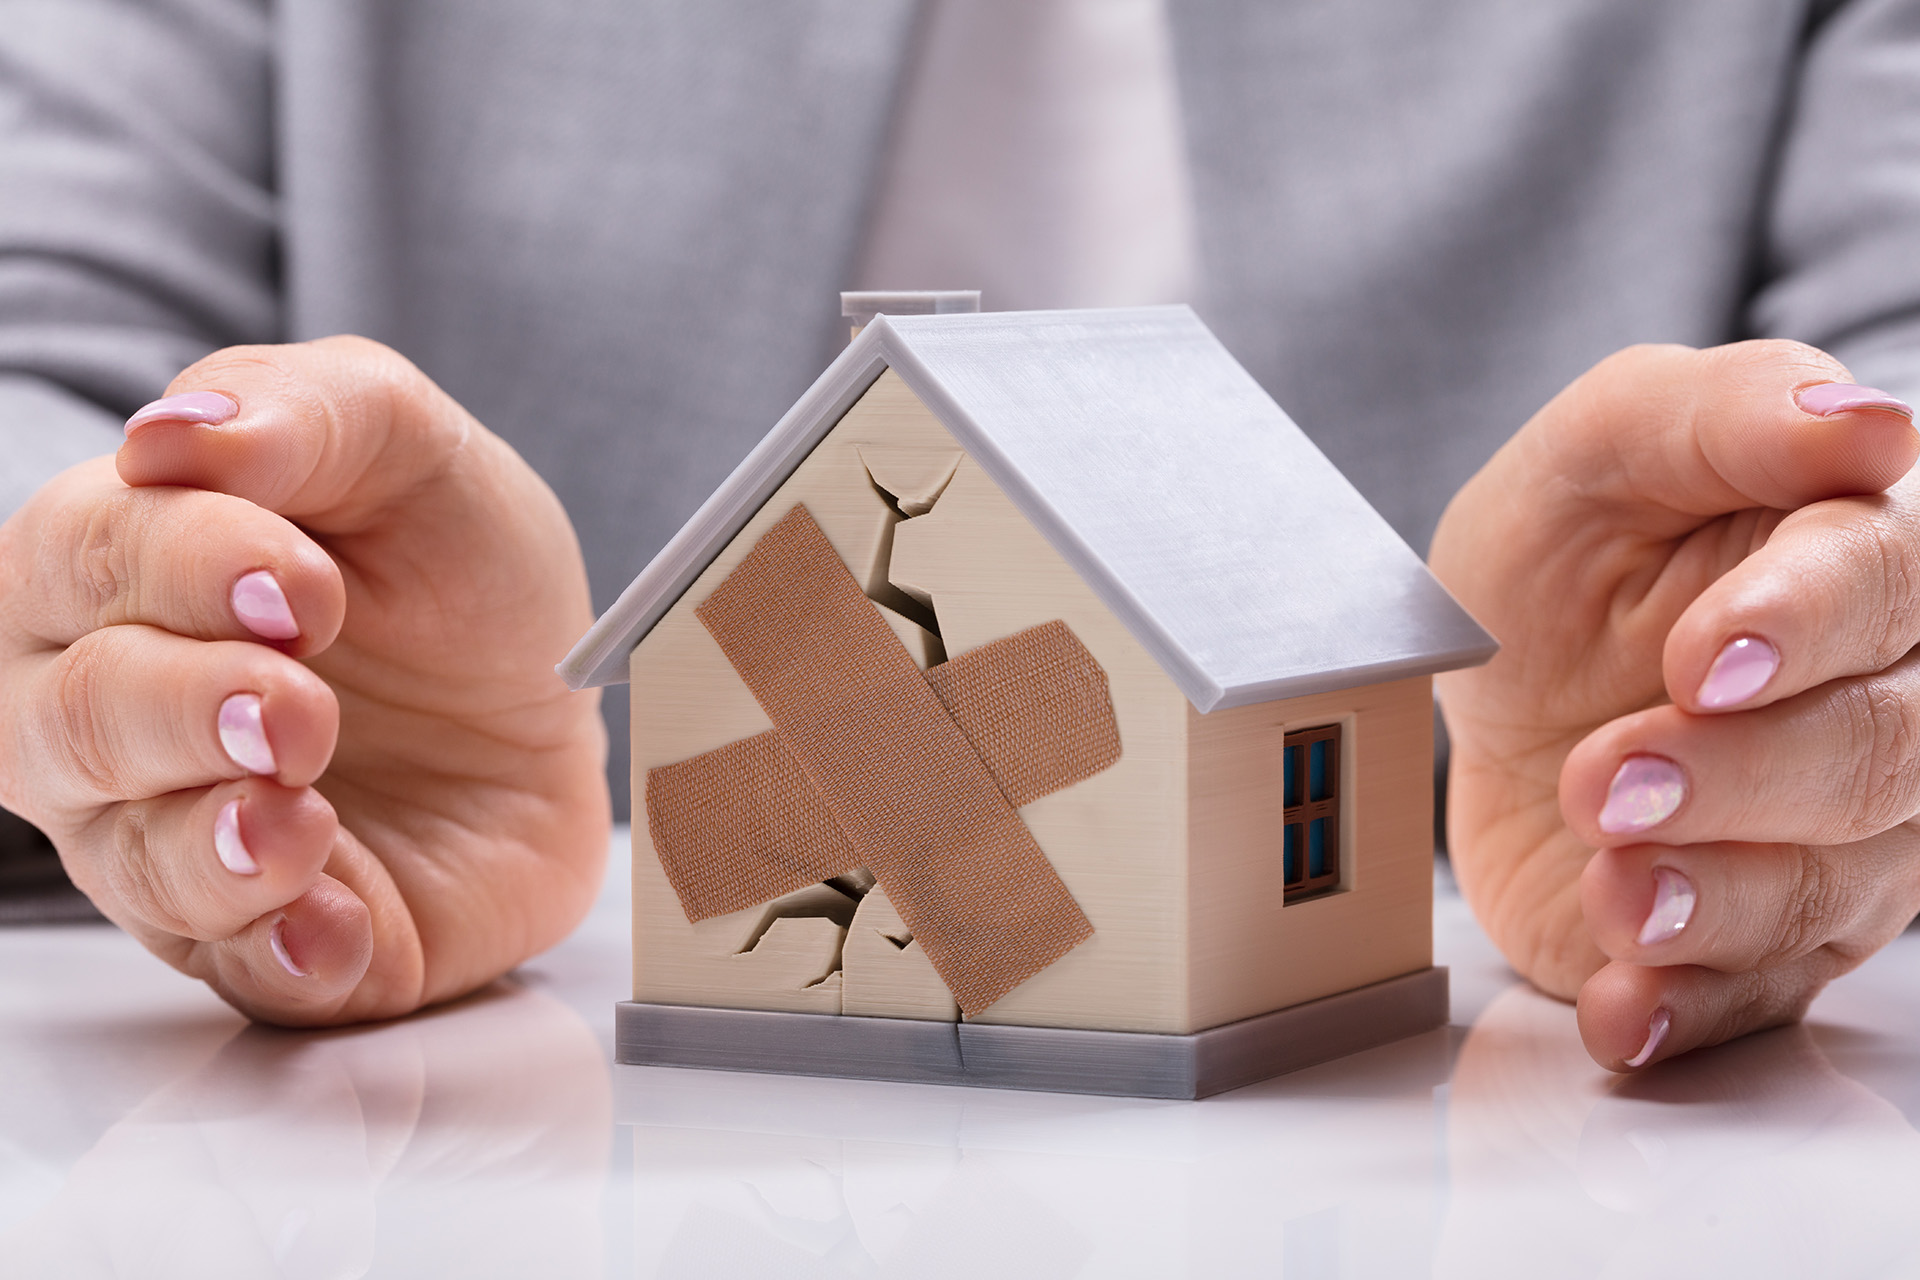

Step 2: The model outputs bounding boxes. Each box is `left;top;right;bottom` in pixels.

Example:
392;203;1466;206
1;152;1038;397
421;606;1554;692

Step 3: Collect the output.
1282;723;1341;903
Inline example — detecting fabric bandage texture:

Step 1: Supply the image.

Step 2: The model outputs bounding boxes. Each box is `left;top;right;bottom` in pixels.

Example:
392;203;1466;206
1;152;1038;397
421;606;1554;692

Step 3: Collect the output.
645;729;855;922
657;503;1104;1017
925;619;1120;808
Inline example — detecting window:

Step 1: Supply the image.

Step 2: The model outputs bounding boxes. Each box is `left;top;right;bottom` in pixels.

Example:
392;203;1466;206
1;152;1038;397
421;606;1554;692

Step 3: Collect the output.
1282;724;1341;902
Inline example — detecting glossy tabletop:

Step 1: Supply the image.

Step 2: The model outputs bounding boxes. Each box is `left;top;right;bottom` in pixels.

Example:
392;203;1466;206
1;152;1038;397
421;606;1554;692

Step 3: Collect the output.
4;832;1919;1278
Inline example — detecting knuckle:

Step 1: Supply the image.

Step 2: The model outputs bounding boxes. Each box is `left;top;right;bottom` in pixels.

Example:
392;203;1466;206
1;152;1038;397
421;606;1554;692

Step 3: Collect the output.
313;332;429;386
178;344;296;388
44;639;121;797
1712;969;1819;1047
100;809;192;937
1724;337;1842;386
1860;519;1920;667
317;334;424;406
292;336;451;449
1743;337;1828;368
1758;969;1819;1026
1836;677;1920;834
1767;848;1850;964
69;500;133;621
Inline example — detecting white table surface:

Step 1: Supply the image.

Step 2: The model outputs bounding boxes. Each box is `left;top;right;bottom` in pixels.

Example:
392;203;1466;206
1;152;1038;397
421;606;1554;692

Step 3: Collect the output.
4;831;1919;1279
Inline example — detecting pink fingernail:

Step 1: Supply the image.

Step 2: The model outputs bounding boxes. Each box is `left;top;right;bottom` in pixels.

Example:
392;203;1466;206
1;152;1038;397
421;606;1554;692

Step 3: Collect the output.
213;798;259;875
1599;756;1686;834
1624;1007;1672;1068
217;693;278;775
124;391;239;435
231;570;299;640
269;917;308;977
1697;635;1779;709
1636;866;1696;946
1795;382;1914;420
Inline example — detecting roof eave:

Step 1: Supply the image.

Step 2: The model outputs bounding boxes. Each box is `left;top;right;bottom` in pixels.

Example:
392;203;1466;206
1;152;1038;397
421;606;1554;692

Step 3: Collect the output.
1199;637;1501;713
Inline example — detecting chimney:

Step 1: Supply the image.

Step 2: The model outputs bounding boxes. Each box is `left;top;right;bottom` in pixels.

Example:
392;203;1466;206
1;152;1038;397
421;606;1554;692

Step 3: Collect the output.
841;290;981;341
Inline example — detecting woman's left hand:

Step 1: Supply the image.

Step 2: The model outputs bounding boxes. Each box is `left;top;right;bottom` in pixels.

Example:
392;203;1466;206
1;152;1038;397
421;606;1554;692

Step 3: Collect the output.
1433;340;1920;1070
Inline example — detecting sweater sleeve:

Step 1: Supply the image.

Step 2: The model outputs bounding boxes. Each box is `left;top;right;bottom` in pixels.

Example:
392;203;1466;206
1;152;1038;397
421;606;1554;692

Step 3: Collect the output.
0;0;278;518
1753;0;1920;400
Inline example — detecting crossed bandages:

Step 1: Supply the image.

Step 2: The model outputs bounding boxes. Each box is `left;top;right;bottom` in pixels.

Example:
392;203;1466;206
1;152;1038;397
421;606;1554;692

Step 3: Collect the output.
645;504;1122;1016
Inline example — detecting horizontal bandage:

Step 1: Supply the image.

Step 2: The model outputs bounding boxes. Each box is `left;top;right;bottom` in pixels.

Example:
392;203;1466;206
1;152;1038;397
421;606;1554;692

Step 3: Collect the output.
645;729;854;923
926;618;1120;808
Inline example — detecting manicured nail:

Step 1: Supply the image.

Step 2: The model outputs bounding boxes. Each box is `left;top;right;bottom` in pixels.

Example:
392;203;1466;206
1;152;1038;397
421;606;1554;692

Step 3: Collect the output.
1599;756;1686;834
124;391;238;434
1696;635;1779;709
269;917;308;977
1636;866;1696;946
231;570;299;640
1624;1007;1671;1068
217;693;278;775
1795;382;1913;420
213;798;259;875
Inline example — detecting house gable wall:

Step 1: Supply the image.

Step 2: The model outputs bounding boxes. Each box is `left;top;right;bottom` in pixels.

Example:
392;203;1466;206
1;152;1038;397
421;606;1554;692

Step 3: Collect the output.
627;370;1194;1032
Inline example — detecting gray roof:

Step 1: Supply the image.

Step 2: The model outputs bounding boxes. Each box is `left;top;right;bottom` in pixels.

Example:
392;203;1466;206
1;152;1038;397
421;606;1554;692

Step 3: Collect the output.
561;305;1496;710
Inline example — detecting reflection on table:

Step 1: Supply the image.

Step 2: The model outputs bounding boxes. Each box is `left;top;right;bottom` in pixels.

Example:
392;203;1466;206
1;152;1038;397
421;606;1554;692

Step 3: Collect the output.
2;842;1917;1277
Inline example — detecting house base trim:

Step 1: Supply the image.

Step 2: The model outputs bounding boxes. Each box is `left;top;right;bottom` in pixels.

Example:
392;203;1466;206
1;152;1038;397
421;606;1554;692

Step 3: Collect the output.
615;965;1447;1099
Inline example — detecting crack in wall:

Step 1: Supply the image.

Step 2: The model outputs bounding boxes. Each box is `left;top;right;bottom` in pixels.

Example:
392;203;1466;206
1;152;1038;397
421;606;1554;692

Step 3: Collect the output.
735;450;960;997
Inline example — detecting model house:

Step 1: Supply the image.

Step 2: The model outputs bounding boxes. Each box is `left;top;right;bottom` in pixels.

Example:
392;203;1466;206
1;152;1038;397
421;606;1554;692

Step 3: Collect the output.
562;296;1496;1098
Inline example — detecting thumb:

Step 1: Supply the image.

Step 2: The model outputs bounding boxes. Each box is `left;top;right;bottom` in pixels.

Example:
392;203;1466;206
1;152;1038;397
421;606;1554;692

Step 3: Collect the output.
1496;340;1915;538
118;335;496;536
117;336;592;690
1432;340;1916;662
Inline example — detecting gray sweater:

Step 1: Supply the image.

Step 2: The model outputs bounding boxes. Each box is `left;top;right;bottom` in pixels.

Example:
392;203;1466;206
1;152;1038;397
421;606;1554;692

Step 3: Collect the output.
3;0;1917;812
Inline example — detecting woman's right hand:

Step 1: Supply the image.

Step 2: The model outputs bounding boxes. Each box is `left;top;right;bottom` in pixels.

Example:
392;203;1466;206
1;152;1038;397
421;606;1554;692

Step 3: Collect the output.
0;336;611;1025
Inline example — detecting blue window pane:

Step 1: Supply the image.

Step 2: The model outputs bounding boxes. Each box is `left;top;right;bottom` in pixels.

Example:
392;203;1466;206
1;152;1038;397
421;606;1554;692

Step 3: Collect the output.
1284;824;1302;884
1308;818;1329;878
1284;745;1301;807
1309;739;1331;801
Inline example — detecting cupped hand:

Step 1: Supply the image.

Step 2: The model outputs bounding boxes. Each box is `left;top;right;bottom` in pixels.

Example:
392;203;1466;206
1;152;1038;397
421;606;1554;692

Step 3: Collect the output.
0;337;610;1025
1432;340;1920;1070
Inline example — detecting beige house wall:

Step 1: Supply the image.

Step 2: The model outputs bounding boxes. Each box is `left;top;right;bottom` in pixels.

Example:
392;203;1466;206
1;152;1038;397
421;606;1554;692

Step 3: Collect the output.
1185;675;1435;1032
626;370;1193;1032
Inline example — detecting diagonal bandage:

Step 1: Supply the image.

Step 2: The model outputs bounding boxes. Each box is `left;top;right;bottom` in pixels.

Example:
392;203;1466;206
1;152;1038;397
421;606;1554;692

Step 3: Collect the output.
647;504;1114;1016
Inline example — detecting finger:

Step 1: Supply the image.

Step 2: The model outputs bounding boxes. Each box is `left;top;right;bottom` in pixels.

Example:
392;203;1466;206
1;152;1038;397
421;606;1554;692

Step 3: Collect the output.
115;337;592;701
117;335;523;537
188;872;376;1026
1579;832;1920;973
1577;955;1854;1072
13;626;337;811
1663;478;1920;714
3;458;345;654
69;779;338;942
1432;342;1916;714
1563;649;1920;847
1507;341;1915;536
